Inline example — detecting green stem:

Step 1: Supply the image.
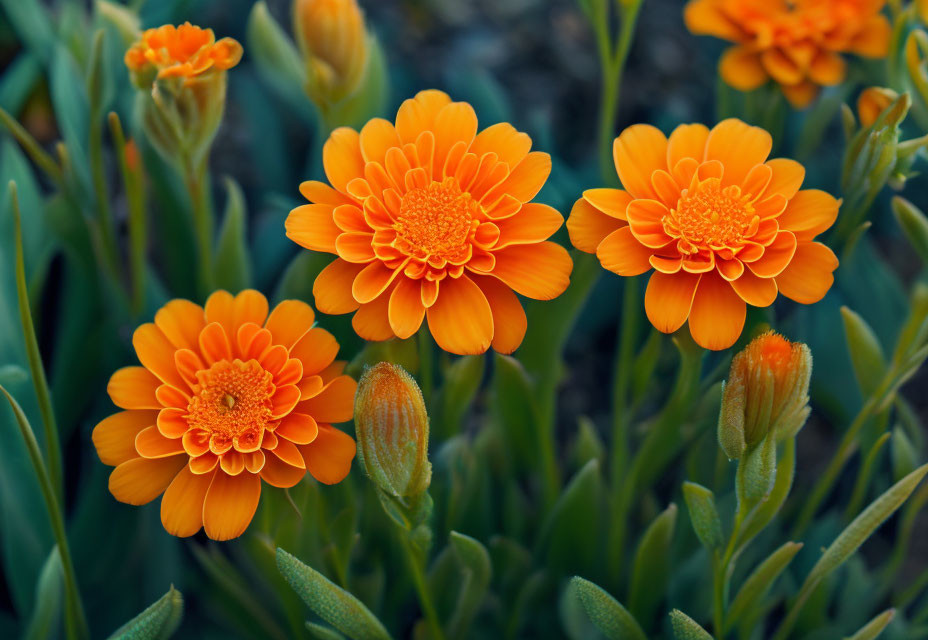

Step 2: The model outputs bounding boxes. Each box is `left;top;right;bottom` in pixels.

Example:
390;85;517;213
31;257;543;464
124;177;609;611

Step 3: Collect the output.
109;113;147;317
0;386;88;640
10;183;64;506
712;552;725;638
183;156;214;296
0;105;62;183
89;111;120;278
418;329;434;408
401;535;445;640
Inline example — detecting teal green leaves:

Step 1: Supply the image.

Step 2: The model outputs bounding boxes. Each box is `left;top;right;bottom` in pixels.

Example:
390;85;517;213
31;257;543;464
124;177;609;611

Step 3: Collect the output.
569;577;646;640
105;587;183;640
682;482;722;551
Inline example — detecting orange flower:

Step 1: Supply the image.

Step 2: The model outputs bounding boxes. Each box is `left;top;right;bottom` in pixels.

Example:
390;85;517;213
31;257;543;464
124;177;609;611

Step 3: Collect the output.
125;22;242;81
567;119;839;350
92;290;357;541
293;0;370;103
685;0;890;107
857;86;898;127
286;90;573;355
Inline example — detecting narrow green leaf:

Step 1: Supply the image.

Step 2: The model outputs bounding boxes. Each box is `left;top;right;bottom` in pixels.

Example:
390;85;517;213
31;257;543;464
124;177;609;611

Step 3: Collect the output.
628;504;677;627
447;532;492;640
276;548;392;640
536;459;602;572
845;432;892;520
24;547;63;640
306;622;348;640
570;577;647;640
246;1;307;108
841;306;887;397
669;610;713;640
571;416;605;469
891;427;919;482
726;541;802;631
212;177;252;291
844;609;895;640
434;355;483;439
106;586;183;640
893;196;928;265
491;354;539;472
774;463;928;640
0;0;56;64
682;481;722;550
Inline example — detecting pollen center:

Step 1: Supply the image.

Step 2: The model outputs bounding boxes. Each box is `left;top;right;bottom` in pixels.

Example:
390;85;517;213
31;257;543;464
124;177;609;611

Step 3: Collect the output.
393;178;479;261
186;359;274;453
664;177;759;254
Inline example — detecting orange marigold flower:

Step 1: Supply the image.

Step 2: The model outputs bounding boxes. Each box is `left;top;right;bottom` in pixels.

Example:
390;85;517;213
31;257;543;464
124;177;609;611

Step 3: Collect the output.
285;89;573;355
294;0;370;103
567;119;840;351
125;22;242;81
92;290;357;541
685;0;891;107
857;86;897;127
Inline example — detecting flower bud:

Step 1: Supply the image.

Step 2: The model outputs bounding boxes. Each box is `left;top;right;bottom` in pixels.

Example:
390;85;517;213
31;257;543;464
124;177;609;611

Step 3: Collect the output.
355;362;431;498
718;332;812;459
125;23;242;165
857;87;898;129
293;0;370;106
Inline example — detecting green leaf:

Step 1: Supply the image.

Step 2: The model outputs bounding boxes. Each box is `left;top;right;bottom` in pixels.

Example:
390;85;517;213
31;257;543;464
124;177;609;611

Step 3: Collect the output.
774;463;928;640
537;459;603;573
571;416;605;470
246;1;306;108
891;426;919;482
433;355;483;439
726;541;802;631
50;44;91;192
569;577;646;640
447;532;492;640
276;548;392;640
628;504;677;628
333;35;390;129
306;622;348;640
0;0;56;64
841;307;887;397
106;586;183;640
490;354;539;472
212;177;252;291
892;196;928;265
669;610;713;640
682;481;722;550
843;609;895;640
24;546;63;640
736;437;796;548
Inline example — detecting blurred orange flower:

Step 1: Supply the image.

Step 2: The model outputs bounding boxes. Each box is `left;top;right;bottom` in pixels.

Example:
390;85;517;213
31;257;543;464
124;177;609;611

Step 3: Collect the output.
294;0;369;103
125;22;242;81
685;0;890;107
567;119;839;350
92;290;356;540
286;89;573;355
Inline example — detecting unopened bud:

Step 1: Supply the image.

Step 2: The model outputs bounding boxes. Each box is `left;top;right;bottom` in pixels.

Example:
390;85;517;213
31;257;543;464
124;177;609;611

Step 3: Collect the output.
355;362;431;498
718;332;812;459
857;87;898;129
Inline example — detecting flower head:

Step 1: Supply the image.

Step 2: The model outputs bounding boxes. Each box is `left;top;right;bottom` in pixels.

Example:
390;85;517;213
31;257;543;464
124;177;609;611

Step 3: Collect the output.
293;0;370;105
685;0;890;107
857;86;898;128
92;290;357;541
355;362;431;498
568;119;839;350
125;22;242;84
718;331;812;459
286;89;573;355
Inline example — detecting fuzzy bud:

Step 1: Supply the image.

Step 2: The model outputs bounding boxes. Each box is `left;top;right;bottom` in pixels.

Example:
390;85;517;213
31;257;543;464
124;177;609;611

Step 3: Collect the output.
355;362;431;498
857;87;898;129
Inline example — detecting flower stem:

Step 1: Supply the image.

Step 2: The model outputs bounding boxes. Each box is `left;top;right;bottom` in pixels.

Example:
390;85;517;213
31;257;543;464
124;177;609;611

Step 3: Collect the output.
418;330;434;409
184;156;214;297
401;534;445;640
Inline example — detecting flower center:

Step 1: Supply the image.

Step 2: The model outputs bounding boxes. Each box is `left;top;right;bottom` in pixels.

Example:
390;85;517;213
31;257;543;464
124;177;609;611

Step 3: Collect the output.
186;359;274;453
664;177;759;254
393;178;478;261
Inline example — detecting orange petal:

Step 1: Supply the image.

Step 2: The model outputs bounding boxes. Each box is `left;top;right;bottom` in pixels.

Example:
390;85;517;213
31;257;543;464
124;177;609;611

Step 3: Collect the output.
473;275;526;354
760;48;802;85
741;164;772;201
108;367;162;410
314;259;364;314
109;455;186;506
388;276;426;339
353;262;404;304
301;375;357;423
684;0;743;39
667;123;710;170
809;50;846;86
135;426;186;458
359;118;401;165
323;127;365;193
291;328;339;375
765;158;805;200
202;471;261;541
567;198;625;253
352;290;395;341
487;152;551;203
775;241;838;304
495;203;562;248
425;275;494;355
160;465;214;537
276;412;319;445
777;189;839;240
730;271;778;307
93;410;159;466
271;384;301;419
851;15;891;58
299;180;356;207
154;299;205;351
781;81;819;109
271;439;306;469
265;299;316;349
133;324;185;389
189;452;218;474
719;47;768;91
491;242;572;300
597;227;653;276
285;204;341;253
613;124;668;199
705;119;772;188
644;271;700;334
260;452;306;488
583;188;632;220
746;231;797;278
395;89;452;144
687;272;746;351
470;123;532;168
625;199;673;248
199;322;232;365
433;102;478;181
300;424;356;485
157;407;188;438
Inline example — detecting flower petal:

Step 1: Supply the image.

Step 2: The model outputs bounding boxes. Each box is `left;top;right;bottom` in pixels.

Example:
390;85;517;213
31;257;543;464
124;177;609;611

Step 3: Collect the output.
108;367;162;410
388;276;426;340
260;453;306;488
705;119;772;188
597;227;654;276
359;117;401;165
109;455;186;506
567;198;625;253
276;412;319;445
286;204;341;253
494;203;563;248
687;272;746;351
667;123;710;168
644;271;700;334
93;410;159;466
352;291;395;341
300;375;357;423
491;242;572;300
777;189;839;240
202;471;261;541
719;46;768;91
323;127;365;193
583;188;632;220
154;299;205;351
160;465;214;537
730;270;778;307
300;424;356;485
775;241;838;304
613;124;668;199
425;275;494;355
265;299;316;349
765;158;805;200
395;89;452;144
133;324;185;389
314;259;364;314
135;426;186;459
746;231;797;278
